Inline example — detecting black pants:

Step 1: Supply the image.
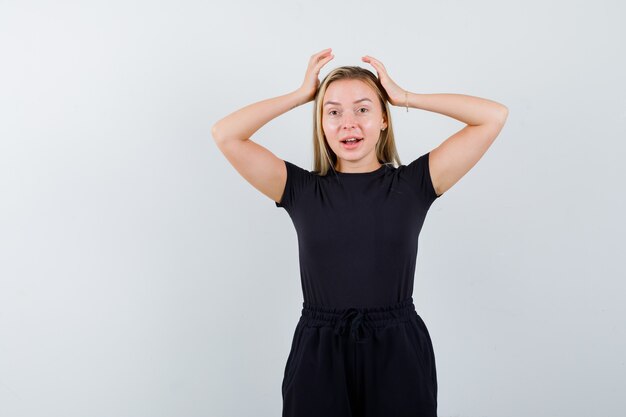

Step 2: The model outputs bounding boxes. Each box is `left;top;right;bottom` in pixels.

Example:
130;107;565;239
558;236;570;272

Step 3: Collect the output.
282;297;438;417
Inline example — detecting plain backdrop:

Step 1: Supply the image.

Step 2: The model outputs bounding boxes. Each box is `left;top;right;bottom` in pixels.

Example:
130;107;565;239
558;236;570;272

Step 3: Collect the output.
1;1;625;416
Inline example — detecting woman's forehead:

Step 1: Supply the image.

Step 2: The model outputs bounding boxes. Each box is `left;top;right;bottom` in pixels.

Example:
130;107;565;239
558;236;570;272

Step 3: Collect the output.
324;79;376;102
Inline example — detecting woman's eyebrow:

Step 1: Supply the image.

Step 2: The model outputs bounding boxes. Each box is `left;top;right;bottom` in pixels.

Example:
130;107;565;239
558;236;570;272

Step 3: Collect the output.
323;98;372;107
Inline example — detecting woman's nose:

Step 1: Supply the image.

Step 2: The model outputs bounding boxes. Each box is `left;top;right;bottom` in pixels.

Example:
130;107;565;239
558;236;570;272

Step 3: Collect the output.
341;114;357;128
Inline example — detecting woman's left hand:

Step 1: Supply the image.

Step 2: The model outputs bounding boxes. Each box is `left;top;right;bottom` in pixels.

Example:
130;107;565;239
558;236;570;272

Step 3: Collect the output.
362;55;406;107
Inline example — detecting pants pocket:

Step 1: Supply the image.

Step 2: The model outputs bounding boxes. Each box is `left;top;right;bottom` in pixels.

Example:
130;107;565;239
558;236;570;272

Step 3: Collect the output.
405;318;428;375
282;320;308;397
409;314;438;400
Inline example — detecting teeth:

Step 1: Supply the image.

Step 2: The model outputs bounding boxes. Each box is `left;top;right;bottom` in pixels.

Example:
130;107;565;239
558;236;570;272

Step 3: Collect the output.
344;138;359;143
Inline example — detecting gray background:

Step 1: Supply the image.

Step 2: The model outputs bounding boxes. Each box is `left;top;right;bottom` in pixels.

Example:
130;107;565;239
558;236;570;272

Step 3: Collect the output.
1;0;624;416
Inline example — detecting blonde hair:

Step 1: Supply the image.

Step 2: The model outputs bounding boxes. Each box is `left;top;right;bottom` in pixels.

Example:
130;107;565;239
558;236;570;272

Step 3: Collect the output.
311;66;402;176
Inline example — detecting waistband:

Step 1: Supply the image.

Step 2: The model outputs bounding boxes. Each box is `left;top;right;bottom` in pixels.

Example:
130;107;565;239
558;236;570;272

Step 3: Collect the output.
300;297;417;343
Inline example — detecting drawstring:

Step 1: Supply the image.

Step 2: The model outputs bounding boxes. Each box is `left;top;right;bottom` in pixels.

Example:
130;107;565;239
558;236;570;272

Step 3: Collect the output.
333;308;372;342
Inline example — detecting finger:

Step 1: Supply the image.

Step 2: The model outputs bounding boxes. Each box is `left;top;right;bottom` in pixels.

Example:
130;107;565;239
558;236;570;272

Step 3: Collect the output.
370;59;386;73
314;53;334;73
363;60;383;78
312;48;332;60
311;50;333;68
362;56;381;70
364;55;386;71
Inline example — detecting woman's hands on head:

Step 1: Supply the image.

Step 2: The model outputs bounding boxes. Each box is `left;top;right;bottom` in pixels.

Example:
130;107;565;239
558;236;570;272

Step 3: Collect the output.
362;55;406;107
295;50;406;108
298;48;334;104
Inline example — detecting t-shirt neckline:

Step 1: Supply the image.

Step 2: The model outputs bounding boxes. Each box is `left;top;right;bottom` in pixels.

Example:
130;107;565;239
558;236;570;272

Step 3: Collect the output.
333;163;387;177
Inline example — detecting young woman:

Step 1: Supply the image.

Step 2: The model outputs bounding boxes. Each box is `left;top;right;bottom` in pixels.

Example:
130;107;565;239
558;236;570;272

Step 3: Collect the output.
212;48;508;417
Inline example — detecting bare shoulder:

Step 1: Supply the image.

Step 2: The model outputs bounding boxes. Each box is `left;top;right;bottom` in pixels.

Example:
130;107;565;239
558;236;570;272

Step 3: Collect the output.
429;118;506;196
213;137;287;204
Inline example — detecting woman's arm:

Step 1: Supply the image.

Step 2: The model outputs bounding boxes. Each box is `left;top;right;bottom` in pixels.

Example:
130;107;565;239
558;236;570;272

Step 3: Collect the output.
211;48;334;205
211;89;309;143
212;48;334;143
210;88;310;205
406;92;508;126
361;54;508;197
407;92;509;197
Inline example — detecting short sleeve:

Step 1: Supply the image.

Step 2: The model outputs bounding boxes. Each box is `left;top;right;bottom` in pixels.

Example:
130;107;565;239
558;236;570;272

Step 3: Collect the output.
402;151;442;204
274;159;313;211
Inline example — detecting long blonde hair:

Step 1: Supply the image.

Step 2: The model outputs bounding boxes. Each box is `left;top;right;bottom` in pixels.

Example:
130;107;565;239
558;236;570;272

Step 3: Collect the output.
311;66;402;176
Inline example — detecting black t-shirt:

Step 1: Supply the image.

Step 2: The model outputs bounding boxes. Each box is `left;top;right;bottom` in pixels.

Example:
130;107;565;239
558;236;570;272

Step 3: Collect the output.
275;151;442;309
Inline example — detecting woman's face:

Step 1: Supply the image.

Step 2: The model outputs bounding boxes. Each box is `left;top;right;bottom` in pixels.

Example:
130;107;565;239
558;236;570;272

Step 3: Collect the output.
321;79;387;171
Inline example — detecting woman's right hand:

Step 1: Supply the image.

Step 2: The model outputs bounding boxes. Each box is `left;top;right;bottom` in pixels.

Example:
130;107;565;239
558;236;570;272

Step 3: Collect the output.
298;48;334;104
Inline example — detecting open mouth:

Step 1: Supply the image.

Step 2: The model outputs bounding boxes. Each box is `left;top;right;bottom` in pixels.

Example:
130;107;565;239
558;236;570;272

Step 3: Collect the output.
341;138;363;144
340;138;363;149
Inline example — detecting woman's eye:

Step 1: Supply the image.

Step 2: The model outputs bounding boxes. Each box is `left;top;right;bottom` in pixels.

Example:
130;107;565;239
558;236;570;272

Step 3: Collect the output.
328;109;367;116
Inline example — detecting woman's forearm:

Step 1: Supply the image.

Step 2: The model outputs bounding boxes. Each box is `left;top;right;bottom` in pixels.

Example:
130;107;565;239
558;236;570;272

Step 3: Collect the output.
211;89;310;143
406;92;508;126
